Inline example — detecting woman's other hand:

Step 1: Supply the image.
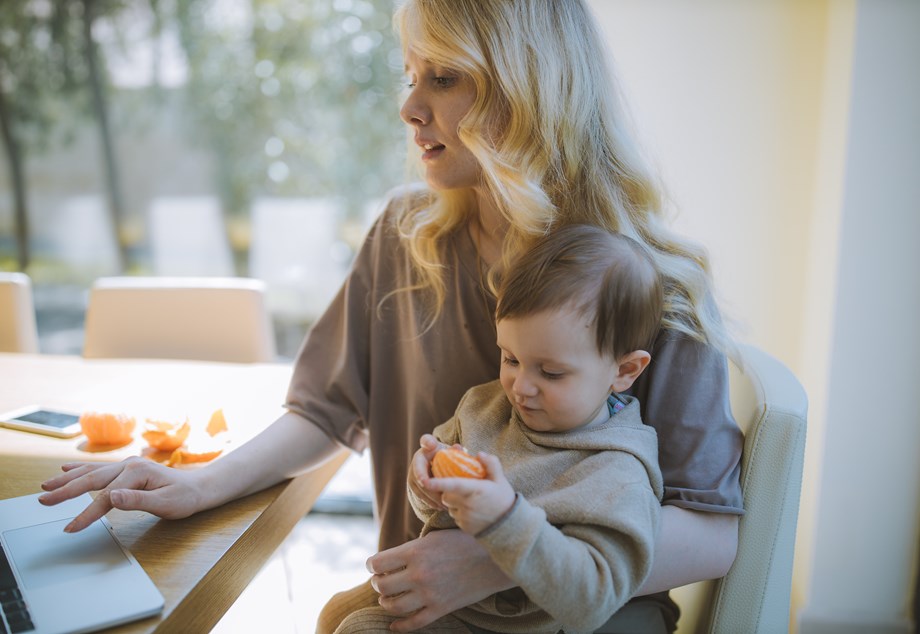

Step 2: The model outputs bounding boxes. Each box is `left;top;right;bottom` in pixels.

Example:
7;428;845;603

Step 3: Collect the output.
366;528;513;632
38;457;206;532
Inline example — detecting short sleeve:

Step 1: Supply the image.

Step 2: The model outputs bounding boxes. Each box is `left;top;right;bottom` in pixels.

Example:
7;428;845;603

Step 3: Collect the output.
626;330;744;514
282;216;383;453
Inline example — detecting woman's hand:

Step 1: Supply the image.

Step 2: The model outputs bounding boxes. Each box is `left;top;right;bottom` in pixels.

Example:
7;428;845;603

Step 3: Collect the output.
407;434;447;511
366;528;513;632
424;452;515;535
38;457;207;533
38;411;343;533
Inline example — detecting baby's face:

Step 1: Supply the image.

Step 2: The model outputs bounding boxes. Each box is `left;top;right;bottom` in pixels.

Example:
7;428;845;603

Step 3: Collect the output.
496;306;621;433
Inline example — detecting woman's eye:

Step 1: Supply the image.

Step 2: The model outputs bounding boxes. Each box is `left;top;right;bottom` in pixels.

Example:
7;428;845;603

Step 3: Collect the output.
433;76;456;88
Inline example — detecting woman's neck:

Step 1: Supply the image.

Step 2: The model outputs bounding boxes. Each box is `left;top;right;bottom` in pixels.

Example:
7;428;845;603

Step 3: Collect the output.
469;191;507;267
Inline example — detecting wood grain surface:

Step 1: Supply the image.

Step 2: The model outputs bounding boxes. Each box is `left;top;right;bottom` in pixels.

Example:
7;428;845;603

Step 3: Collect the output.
0;354;349;633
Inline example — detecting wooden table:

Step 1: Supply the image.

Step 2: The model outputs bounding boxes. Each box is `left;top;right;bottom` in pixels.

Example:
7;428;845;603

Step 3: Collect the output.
0;353;348;633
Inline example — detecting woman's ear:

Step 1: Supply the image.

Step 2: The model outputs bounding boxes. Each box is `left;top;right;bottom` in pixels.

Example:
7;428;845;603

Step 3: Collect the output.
610;350;651;393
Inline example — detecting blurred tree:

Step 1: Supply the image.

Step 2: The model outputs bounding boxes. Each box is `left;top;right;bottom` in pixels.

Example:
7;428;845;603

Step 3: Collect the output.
172;0;405;273
0;0;70;270
2;0;405;275
81;0;130;272
0;0;131;272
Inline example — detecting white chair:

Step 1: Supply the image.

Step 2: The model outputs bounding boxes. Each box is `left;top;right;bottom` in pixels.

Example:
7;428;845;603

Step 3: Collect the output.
82;277;277;363
0;272;40;353
672;343;808;633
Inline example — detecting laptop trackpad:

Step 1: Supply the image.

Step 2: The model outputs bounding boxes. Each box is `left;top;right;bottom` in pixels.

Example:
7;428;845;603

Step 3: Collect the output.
4;519;130;589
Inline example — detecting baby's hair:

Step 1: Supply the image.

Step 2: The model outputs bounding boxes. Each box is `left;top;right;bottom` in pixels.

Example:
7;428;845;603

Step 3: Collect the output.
496;225;663;360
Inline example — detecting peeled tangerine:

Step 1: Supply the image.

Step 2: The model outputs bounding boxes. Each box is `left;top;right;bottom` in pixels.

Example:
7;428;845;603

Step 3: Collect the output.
79;412;136;446
431;446;486;479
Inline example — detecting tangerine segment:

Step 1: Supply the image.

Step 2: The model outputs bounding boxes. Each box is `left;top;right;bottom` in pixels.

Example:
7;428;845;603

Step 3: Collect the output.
79;412;136;446
431;447;486;479
142;419;191;452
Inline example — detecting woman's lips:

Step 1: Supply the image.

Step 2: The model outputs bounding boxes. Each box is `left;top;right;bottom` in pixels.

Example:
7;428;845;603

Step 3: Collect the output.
421;143;445;160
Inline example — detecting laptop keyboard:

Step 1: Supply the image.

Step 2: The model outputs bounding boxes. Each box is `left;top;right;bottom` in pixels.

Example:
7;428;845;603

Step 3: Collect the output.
0;544;34;633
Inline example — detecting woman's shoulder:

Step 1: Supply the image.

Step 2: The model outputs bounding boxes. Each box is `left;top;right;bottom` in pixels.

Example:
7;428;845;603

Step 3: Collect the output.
355;185;426;250
376;182;434;222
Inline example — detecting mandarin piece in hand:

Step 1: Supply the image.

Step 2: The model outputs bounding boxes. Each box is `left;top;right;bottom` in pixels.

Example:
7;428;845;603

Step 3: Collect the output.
79;412;136;446
431;446;486;479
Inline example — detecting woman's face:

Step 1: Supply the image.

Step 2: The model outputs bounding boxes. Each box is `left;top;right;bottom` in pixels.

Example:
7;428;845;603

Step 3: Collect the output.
401;48;482;192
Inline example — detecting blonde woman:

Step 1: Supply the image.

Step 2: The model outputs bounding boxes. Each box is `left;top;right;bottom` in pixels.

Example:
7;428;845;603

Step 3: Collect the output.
41;1;742;632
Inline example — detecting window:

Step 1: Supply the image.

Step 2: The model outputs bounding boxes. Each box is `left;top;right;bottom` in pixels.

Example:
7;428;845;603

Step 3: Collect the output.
0;0;406;358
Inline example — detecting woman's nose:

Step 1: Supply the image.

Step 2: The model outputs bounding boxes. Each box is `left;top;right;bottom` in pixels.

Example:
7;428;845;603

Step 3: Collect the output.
400;90;430;126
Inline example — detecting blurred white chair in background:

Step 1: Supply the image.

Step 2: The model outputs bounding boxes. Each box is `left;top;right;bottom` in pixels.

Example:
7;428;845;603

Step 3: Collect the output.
0;272;40;353
148;197;235;277
83;276;276;363
672;343;808;633
248;197;350;323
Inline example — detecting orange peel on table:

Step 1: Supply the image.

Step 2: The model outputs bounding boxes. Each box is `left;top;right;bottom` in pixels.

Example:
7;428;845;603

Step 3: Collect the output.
142;419;191;452
431;446;486;479
206;408;228;436
162;408;231;468
79;412;136;446
166;445;223;467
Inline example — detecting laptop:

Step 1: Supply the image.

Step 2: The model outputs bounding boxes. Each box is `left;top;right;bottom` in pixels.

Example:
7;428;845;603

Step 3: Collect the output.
0;493;164;634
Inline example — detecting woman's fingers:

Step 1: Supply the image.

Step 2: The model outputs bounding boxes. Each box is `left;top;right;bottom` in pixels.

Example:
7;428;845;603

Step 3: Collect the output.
39;462;123;504
38;457;197;532
62;491;117;533
40;463;97;492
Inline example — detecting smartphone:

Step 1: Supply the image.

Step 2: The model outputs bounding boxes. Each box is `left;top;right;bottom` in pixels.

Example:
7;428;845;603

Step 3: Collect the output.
0;406;83;438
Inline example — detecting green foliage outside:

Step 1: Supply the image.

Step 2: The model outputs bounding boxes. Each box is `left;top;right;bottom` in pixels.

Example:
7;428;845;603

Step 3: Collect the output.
0;0;407;276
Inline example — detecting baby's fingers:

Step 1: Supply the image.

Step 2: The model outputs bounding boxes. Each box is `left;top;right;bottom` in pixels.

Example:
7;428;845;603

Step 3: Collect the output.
425;476;483;496
478;453;507;482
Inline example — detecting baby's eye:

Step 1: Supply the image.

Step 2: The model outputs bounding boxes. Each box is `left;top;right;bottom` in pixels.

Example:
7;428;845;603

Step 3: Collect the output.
502;355;519;367
541;370;565;380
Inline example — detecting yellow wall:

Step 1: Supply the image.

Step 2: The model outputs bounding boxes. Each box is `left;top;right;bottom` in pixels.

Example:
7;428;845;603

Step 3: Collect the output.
588;0;920;631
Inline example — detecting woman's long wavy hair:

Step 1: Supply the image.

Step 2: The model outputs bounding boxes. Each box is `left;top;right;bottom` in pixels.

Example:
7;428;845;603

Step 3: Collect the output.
392;0;732;354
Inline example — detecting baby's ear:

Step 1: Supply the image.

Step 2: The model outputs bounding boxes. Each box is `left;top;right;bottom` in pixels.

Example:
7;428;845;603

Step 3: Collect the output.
610;350;651;393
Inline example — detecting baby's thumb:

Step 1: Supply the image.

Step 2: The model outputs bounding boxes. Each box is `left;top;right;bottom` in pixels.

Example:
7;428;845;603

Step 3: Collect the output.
477;452;504;481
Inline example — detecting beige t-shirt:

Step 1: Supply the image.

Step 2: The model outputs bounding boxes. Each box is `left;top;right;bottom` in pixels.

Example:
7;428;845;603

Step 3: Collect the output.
285;192;743;551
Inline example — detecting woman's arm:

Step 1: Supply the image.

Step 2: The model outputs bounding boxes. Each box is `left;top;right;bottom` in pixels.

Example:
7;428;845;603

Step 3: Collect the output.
39;411;342;532
367;504;738;632
637;505;739;595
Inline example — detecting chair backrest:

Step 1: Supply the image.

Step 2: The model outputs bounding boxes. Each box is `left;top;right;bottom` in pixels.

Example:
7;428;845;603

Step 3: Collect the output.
83;276;277;363
0;272;40;354
672;343;808;634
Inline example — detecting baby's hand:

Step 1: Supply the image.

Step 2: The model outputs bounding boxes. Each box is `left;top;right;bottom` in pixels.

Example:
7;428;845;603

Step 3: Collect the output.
408;434;448;510
425;453;515;535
